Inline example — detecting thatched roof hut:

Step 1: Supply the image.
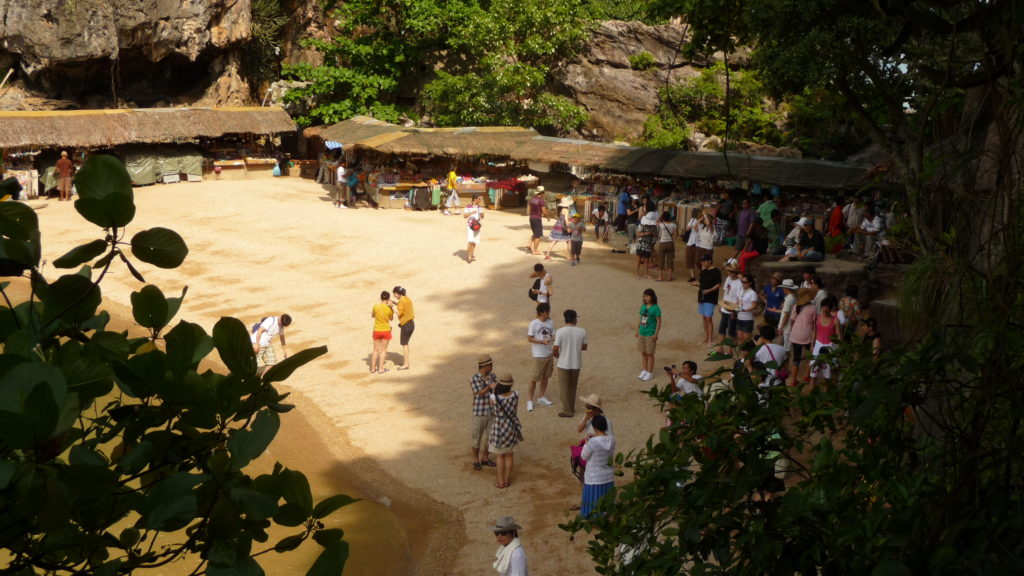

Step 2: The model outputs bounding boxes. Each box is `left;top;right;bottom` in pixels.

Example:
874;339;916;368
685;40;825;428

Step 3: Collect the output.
0;107;296;149
319;116;539;157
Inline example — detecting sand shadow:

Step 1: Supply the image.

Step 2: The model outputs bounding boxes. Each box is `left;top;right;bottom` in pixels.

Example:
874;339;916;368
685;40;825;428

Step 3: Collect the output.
452;250;469;262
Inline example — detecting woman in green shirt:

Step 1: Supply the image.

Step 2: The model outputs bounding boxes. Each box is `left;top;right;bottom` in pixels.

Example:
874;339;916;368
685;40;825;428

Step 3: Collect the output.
635;288;662;382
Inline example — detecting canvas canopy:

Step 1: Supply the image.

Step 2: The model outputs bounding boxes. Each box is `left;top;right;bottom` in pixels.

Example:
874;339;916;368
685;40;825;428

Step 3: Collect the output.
123;146;203;185
319;116;539;157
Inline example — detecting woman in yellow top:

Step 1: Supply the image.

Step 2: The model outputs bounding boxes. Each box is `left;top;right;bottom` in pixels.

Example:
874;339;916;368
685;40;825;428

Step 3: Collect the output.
371;290;395;374
392;286;415;370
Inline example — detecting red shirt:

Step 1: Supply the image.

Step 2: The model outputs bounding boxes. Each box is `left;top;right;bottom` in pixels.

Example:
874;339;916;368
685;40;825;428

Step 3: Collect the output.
528;195;545;218
56;157;74;178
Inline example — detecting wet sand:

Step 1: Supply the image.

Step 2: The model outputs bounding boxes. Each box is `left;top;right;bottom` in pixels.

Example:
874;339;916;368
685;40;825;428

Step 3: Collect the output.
32;176;715;574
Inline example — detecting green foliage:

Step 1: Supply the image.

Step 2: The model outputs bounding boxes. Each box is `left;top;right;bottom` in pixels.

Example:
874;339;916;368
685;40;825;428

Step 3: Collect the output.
784;88;872;161
421;0;590;133
581;0;662;24
246;0;289;94
283;0;472;127
566;326;1024;574
0;156;352;575
627;51;657;72
640;63;782;148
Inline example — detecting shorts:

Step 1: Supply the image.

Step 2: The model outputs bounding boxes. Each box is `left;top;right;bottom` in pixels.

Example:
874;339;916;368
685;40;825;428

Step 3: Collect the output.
58;176;72;193
570;240;583;257
470;414;494;449
655;242;675;270
399;320;415;345
373;330;392;340
698;302;716;317
467;227;481;244
791;342;809;366
736;319;754;333
637;335;657;355
531;355;554;382
810;342;834;379
530;218;544;238
256;344;277;366
718;313;737;337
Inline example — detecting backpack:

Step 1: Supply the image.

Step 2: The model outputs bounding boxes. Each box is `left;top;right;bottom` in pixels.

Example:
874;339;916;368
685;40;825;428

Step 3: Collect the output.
251;316;269;334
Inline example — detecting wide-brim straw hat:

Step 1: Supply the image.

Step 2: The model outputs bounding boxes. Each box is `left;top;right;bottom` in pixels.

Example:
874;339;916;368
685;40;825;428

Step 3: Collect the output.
579;393;603;409
796;287;814;306
558;196;574;208
780;279;798;290
478;354;494;368
498;373;514;385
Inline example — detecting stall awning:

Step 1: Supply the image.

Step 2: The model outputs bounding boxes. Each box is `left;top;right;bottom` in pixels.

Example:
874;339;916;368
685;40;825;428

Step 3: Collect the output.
318;116;539;157
0;107;297;149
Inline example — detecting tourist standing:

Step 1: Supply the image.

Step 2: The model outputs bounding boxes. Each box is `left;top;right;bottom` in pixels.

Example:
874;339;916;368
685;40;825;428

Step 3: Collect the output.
715;189;735;246
553;309;588;417
470;354;498;471
334;162;348;207
489;373;522;488
56;151;74;202
760;272;785;328
528;263;553;304
654;211;677;282
777;278;799;353
391;286;414;370
788;288;817;385
696;254;721;346
526;186;548;255
370;291;394;374
717;264;743;354
635;210;658;278
580;414;615;517
526;302;555;412
251;313;292;376
464;194;485;263
757;195;778;227
735;198;756;250
568;213;585;266
809;296;842;387
635;288;662;382
544;197;574;261
491;517;528;576
683;207;702;282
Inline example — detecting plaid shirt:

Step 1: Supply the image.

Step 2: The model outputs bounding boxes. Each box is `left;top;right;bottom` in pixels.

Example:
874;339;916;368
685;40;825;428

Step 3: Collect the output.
489;391;521;449
471;372;497;416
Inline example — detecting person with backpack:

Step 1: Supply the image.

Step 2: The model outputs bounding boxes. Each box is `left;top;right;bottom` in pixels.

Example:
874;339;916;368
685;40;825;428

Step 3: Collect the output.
528;263;552;304
251;314;292;375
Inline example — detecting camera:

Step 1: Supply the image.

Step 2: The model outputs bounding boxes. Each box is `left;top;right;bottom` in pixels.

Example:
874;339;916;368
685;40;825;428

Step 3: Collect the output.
663;365;675;373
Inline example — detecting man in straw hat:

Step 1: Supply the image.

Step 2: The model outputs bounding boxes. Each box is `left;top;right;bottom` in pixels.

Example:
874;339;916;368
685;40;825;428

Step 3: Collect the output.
491;516;528;575
526;186;548;255
777;278;799;352
470;354;498;470
716;261;743;354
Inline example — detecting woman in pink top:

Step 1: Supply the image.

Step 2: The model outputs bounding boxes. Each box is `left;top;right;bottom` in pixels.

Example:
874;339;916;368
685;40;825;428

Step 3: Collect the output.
810;296;842;386
787;288;817;386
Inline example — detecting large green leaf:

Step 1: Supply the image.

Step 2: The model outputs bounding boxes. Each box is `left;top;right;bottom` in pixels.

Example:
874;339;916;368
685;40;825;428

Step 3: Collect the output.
0;201;41;270
52;240;109;269
306;540;349;576
165;286;188;325
165;320;213;380
139;472;207;531
213;317;257;377
229;486;279;521
262;346;328;383
130;227;188;269
130;285;169;330
73;155;136;228
280;468;313;515
312;495;359;519
41;272;101;327
227;410;280;471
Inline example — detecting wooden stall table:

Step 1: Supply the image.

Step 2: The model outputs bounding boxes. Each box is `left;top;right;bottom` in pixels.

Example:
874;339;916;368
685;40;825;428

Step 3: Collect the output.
245;157;277;178
212;160;246;180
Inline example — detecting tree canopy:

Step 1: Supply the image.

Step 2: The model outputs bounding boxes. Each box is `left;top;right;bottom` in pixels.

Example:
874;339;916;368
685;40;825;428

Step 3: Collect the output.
0;158;352;575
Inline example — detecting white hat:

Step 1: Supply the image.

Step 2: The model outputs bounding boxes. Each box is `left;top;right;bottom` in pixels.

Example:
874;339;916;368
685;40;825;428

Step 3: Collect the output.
780;279;798;290
558;196;574;208
798;217;813;227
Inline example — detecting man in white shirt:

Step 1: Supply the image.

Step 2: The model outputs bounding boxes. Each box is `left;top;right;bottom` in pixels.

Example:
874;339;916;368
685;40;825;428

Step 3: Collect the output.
842;195;865;233
251;314;292;375
850;205;884;256
717;264;743;354
525;303;555;412
553;309;588;418
334;163;349;208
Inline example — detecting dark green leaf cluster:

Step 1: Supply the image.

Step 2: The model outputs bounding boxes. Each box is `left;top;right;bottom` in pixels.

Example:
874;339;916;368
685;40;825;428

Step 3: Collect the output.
566;327;1024;574
0;156;352;575
640;63;783;149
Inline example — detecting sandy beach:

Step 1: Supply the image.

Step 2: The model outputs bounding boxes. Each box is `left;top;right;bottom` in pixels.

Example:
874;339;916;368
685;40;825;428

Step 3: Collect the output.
33;176;717;575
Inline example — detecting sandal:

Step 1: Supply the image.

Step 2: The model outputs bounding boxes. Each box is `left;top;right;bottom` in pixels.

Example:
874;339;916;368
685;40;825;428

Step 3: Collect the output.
473;462;482;471
483;460;497;467
494;482;506;489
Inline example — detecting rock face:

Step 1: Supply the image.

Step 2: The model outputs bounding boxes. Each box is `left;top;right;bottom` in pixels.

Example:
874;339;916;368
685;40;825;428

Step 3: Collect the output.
0;0;252;108
553;20;712;142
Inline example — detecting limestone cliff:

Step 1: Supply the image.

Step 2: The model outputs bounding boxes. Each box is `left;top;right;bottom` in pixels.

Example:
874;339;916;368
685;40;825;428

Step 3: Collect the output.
0;0;253;109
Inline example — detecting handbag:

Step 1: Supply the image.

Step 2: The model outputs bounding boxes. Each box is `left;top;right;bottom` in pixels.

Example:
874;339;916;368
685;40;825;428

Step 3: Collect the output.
766;344;789;381
570;439;587;481
470;219;481;231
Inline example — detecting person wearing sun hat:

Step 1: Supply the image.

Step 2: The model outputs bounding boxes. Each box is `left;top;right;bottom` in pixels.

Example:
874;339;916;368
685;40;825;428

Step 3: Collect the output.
526;186;548;255
787;288;818;385
568;212;585;265
543;196;574;261
488;373;522;489
716;261;743;354
470;354;498;471
577;393;613;437
579;412;615;517
491;516;528;575
777;278;799;352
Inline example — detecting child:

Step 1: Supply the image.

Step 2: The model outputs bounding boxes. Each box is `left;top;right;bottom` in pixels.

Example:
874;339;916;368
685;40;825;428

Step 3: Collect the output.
591;204;610;242
568;213;585;266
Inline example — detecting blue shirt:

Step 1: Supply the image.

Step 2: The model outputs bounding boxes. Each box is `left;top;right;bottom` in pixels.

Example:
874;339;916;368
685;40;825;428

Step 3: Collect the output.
762;285;784;316
618;191;630;215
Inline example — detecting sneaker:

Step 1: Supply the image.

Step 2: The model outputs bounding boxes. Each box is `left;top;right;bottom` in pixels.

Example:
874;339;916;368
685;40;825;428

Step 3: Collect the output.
339;204;349;209
638;370;647;379
527;401;534;412
641;371;654;381
537;396;553;406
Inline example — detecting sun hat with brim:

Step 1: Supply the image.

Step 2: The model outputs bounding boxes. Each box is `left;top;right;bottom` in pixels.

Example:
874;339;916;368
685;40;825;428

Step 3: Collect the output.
796;287;814;306
558;196;574;208
531;186;545;196
579;393;603;409
497;373;514;385
478;354;494;368
492;516;522;532
798;217;814;227
640;211;658;225
780;279;799;291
